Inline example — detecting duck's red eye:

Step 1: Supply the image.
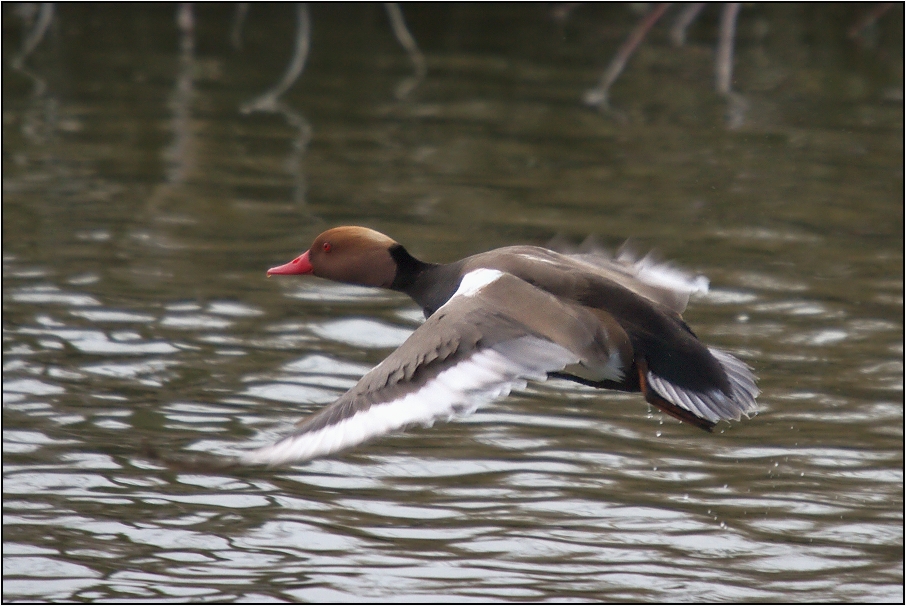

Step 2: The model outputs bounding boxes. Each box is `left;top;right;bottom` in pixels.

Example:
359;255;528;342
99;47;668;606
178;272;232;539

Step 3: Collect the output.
322;242;332;253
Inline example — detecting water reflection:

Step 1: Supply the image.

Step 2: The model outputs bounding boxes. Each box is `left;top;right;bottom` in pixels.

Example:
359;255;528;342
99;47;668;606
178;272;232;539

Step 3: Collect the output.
3;4;903;603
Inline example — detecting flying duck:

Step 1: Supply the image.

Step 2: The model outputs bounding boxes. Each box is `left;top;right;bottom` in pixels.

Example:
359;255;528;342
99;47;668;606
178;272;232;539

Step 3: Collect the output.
242;226;758;466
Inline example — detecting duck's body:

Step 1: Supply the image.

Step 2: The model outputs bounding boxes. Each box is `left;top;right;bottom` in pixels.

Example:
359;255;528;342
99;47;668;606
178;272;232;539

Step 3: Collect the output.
243;227;758;466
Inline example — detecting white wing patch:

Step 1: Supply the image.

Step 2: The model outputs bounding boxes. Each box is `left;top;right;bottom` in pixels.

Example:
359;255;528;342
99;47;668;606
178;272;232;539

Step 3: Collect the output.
241;336;579;466
450;268;504;298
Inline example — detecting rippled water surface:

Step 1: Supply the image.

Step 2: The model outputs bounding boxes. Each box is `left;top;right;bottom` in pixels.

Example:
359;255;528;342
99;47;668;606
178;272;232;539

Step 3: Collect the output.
3;4;903;602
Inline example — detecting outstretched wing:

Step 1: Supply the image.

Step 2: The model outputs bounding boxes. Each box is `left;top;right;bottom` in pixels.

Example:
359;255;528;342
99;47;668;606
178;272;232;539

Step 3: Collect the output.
239;266;757;466
644;346;759;427
241;270;614;466
569;249;709;315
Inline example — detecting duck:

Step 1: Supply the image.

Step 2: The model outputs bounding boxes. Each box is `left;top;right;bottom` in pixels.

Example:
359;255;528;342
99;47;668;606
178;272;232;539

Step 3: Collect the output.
242;226;758;466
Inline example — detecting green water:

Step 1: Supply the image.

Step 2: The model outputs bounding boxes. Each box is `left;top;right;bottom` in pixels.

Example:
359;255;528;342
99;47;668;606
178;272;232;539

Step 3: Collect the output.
3;4;902;601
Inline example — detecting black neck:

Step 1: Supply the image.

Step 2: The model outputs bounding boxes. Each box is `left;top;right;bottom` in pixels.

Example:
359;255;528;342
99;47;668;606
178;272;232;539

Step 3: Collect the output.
388;244;462;317
389;244;434;291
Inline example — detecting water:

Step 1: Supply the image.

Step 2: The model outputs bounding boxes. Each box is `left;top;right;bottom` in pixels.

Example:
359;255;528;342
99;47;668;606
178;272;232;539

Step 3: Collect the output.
3;4;902;602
